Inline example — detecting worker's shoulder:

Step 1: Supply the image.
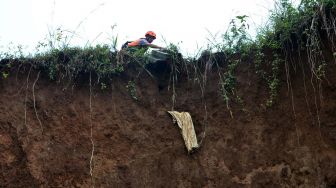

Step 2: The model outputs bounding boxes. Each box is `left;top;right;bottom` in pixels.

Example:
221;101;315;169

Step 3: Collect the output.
138;38;149;45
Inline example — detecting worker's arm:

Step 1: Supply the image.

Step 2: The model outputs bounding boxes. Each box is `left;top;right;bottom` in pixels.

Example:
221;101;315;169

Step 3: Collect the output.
138;39;166;50
148;43;166;50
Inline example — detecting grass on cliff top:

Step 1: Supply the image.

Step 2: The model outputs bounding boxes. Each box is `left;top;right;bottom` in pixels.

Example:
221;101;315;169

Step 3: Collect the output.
0;1;334;63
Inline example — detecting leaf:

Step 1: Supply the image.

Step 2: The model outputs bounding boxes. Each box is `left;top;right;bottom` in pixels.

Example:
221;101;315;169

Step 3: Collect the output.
2;72;9;79
236;15;248;22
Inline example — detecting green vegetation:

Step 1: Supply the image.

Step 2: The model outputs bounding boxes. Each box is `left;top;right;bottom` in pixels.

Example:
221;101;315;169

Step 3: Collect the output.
34;44;123;81
215;0;336;108
126;80;138;101
254;0;336;106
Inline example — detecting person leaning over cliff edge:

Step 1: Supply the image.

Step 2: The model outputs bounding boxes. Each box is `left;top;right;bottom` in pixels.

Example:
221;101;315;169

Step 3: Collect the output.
121;31;166;50
118;31;170;64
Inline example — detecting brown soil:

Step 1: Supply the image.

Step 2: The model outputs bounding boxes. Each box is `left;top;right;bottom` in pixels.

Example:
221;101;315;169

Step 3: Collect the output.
0;54;336;187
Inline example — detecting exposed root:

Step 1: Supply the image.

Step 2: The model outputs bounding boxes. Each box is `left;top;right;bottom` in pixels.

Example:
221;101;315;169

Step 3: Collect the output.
196;61;209;147
198;85;208;147
169;59;178;110
24;66;33;130
303;8;334;146
284;56;301;147
32;71;43;133
89;71;95;187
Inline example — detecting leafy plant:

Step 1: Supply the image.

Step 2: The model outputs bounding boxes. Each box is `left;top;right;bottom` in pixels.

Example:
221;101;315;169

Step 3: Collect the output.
100;82;107;90
126;81;138;101
2;72;9;79
219;60;239;116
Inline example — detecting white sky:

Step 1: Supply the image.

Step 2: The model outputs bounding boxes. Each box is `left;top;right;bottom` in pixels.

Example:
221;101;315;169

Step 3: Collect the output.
0;0;277;56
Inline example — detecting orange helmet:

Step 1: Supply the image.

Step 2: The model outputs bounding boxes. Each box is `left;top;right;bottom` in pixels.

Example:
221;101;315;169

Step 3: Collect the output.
145;31;156;39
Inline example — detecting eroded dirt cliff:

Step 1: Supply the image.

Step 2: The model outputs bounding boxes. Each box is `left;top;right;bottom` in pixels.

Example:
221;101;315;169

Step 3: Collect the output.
0;55;336;187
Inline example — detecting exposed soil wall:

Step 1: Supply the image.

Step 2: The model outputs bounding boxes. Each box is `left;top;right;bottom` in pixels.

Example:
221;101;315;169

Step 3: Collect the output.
1;54;336;187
